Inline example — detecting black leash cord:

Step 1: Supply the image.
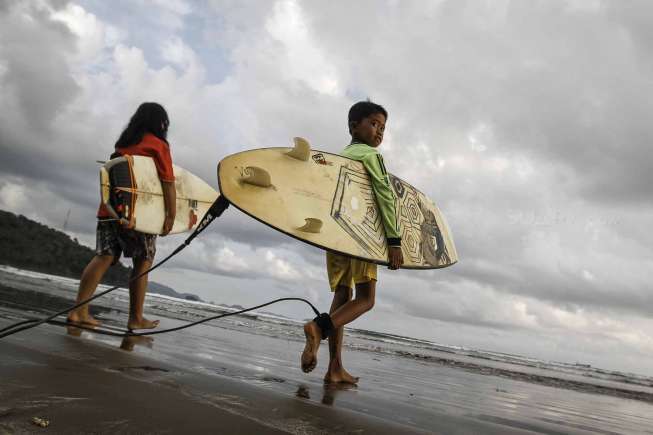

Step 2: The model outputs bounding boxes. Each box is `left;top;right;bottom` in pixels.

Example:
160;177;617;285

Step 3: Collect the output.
0;196;238;339
41;297;320;338
0;245;185;338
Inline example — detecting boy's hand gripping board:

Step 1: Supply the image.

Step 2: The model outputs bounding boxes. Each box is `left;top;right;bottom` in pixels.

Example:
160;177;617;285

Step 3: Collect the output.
217;138;458;269
100;155;219;235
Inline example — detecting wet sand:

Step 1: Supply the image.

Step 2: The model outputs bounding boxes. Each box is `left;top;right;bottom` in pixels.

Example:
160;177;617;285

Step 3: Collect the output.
2;267;653;434
1;325;533;434
394;350;653;404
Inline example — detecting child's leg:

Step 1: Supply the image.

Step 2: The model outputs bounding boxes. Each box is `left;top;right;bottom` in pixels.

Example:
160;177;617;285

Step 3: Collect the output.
127;257;159;330
68;255;114;325
329;280;376;328
327;286;352;364
303;255;377;375
325;285;359;384
302;280;376;374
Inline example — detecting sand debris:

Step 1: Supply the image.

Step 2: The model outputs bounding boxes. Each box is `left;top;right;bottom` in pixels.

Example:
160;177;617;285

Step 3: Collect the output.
31;416;50;428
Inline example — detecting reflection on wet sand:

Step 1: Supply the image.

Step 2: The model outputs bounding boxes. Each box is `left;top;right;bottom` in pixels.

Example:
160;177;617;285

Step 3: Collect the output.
296;384;310;399
65;322;155;352
121;335;154;351
295;383;357;406
322;382;357;406
66;325;82;337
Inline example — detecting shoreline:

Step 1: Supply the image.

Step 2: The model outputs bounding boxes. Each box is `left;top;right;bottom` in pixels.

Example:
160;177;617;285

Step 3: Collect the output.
1;265;652;405
394;350;653;404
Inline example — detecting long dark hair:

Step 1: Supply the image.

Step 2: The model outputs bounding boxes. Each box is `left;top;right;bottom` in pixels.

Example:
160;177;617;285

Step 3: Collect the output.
115;102;169;149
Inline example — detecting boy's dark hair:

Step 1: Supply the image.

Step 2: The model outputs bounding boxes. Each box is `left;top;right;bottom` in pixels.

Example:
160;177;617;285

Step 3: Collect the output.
115;102;169;149
348;101;388;133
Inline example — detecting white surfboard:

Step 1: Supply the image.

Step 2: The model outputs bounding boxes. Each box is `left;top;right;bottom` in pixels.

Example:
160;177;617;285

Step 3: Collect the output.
100;156;218;235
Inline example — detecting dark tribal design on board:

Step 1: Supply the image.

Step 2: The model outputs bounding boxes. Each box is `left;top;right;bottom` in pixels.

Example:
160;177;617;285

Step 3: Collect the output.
331;165;387;258
330;163;450;267
389;174;450;267
418;198;450;266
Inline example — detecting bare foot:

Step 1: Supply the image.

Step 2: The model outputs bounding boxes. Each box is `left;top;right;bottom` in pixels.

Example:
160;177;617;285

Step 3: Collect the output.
301;321;321;373
127;317;160;330
324;366;359;384
67;310;101;327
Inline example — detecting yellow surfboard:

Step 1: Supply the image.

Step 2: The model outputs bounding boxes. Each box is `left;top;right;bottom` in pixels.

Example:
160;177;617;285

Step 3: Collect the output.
218;138;457;269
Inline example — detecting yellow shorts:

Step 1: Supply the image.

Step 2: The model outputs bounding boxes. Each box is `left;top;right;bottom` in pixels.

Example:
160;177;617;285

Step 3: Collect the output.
326;251;377;291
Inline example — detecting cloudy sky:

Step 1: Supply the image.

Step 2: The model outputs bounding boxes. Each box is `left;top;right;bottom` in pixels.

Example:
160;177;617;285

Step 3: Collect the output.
2;0;652;376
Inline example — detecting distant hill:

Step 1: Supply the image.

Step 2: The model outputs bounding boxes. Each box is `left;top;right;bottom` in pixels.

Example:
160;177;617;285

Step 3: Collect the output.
148;281;202;302
0;210;203;302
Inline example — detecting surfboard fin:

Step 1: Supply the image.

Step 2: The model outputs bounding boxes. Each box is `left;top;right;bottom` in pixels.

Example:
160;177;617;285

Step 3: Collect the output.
242;166;271;187
297;218;322;233
286;137;311;161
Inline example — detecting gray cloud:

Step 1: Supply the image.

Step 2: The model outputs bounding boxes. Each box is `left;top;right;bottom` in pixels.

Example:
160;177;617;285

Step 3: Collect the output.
2;0;653;374
0;1;79;131
303;1;653;205
607;0;653;61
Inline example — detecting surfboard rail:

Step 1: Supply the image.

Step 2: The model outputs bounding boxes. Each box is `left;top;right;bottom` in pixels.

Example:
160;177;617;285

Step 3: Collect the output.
99;156;137;229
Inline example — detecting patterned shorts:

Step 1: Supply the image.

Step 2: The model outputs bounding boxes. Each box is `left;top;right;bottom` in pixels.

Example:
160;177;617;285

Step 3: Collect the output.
96;220;157;262
326;251;377;291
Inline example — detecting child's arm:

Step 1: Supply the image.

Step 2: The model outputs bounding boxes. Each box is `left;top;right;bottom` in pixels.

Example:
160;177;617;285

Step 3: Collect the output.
362;153;404;269
147;140;176;236
161;181;176;235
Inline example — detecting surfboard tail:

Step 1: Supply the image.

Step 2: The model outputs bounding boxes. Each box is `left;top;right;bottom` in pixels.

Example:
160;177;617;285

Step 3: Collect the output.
99;156;137;229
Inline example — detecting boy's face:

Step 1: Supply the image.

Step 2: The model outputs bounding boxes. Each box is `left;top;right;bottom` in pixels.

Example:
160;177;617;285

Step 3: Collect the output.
350;112;386;147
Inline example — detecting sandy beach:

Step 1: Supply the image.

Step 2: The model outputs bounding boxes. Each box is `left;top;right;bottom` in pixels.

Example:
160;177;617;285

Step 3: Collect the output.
2;267;653;434
2;331;431;434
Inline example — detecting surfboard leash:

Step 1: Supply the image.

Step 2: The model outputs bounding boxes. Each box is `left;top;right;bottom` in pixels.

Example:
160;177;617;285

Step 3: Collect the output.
24;297;320;338
0;242;187;338
0;196;322;340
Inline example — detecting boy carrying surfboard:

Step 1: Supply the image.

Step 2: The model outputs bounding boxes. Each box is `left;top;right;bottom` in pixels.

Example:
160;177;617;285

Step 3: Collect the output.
68;102;176;330
302;101;403;384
